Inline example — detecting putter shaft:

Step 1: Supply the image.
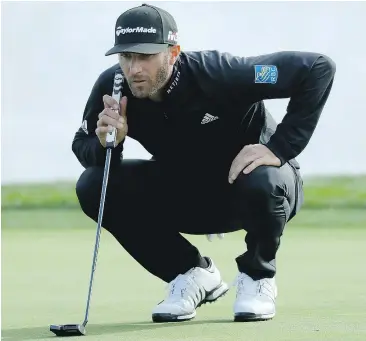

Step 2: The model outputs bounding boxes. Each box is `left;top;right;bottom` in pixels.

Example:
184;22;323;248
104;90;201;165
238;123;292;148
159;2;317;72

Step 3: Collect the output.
82;147;113;326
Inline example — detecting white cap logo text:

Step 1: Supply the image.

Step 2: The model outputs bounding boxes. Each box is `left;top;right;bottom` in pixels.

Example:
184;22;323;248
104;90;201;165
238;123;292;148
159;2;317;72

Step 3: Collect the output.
116;26;157;36
167;31;178;42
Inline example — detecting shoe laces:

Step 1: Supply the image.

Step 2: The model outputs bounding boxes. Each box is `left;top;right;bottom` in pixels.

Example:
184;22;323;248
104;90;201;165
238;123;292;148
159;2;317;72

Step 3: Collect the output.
232;273;274;298
164;271;204;306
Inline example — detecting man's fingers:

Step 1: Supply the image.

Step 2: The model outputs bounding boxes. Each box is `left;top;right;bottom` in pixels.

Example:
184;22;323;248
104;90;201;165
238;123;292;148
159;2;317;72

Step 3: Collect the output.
98;108;121;120
243;157;266;174
96;126;112;135
240;144;255;156
98;108;119;119
97;114;124;129
228;158;242;184
120;96;128;119
229;145;256;174
97;116;125;128
228;153;260;184
102;95;127;120
103;94;119;110
100;114;121;127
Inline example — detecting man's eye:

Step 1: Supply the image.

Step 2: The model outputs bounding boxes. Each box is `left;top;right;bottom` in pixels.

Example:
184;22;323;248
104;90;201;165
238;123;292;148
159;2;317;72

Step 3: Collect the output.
119;53;154;60
141;54;155;60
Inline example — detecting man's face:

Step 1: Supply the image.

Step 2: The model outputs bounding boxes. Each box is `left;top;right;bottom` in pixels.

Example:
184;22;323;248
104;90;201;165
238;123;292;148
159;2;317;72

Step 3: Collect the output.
118;49;171;98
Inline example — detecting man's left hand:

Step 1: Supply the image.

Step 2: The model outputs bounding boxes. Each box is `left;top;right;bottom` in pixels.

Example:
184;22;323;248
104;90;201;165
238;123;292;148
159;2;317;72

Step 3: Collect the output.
228;144;281;184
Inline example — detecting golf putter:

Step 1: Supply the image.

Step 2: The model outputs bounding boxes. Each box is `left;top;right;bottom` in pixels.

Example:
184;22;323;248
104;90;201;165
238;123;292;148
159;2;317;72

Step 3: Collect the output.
50;69;124;337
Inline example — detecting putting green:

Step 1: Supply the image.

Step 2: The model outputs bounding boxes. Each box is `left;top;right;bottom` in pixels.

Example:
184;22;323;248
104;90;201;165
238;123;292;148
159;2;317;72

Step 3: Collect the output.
2;209;366;340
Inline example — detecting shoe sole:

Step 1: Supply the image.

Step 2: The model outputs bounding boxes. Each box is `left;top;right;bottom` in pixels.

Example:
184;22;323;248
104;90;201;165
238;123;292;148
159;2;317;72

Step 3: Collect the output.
234;312;275;322
199;281;230;306
152;281;229;323
152;310;197;323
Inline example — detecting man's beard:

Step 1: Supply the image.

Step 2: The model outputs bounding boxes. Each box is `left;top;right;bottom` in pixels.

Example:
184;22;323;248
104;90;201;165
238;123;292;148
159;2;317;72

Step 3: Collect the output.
129;56;170;98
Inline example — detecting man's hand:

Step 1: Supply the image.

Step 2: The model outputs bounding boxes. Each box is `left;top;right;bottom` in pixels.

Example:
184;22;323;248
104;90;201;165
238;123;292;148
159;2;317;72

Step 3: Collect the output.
96;95;128;148
228;144;281;184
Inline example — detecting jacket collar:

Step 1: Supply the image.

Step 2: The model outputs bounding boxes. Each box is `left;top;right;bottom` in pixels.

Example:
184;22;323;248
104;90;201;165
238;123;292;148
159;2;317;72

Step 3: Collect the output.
160;62;183;103
160;55;198;106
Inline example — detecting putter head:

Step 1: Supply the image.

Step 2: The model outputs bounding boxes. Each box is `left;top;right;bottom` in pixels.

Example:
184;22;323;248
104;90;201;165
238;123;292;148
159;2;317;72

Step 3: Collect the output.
50;324;86;337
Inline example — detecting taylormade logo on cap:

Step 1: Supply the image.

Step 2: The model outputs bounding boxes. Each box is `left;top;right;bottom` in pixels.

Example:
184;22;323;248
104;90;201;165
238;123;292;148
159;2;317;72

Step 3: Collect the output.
116;26;157;36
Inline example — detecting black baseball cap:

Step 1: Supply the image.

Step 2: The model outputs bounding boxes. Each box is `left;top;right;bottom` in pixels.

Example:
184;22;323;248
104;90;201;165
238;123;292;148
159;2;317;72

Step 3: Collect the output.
105;3;178;56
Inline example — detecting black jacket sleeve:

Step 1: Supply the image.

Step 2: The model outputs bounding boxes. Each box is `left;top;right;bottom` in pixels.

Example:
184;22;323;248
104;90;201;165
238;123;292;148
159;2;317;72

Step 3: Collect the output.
194;50;336;165
72;70;124;169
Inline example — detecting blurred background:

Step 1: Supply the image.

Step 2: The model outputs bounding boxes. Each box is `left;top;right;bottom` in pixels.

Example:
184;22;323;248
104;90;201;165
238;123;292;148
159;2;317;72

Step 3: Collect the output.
2;0;366;184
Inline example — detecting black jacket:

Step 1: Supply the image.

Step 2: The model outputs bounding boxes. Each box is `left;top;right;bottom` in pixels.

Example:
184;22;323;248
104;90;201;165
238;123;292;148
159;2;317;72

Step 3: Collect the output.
72;50;336;175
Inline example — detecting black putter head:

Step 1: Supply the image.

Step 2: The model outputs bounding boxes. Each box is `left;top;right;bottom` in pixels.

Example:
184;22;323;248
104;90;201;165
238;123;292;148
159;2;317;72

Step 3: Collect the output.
50;324;86;337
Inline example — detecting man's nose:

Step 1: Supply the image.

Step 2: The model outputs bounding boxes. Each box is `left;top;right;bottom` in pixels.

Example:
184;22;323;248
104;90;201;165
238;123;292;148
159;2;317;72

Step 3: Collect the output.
128;59;143;75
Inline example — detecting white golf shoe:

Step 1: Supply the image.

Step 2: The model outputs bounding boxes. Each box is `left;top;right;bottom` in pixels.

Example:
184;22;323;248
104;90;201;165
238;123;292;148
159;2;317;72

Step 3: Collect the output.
152;257;229;322
233;272;277;322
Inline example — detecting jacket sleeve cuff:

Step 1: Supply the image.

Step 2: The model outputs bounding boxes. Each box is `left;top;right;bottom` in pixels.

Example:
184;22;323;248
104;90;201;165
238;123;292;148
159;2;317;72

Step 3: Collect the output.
264;135;292;166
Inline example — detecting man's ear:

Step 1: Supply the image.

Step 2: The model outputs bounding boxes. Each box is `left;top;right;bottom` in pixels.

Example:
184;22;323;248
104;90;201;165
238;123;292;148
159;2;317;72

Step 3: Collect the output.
169;45;181;65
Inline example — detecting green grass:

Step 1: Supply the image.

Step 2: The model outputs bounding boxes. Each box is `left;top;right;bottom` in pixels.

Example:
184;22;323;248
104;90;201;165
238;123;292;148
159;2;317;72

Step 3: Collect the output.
2;175;366;210
2;208;366;341
302;175;366;209
1;182;79;210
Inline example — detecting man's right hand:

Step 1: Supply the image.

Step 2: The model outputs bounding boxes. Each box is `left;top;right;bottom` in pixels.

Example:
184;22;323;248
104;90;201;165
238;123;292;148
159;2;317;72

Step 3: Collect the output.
96;95;128;148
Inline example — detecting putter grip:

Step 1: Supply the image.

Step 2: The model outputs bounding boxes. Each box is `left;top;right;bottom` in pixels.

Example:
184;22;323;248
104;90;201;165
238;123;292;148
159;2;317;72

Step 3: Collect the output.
106;70;124;149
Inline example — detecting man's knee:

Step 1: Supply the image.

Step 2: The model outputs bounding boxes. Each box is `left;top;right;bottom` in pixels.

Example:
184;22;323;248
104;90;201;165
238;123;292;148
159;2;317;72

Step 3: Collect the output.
76;167;104;218
233;165;283;203
75;161;155;220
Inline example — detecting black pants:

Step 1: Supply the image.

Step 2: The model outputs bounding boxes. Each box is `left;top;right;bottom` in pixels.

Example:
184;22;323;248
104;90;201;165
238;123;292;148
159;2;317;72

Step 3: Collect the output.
76;159;304;282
